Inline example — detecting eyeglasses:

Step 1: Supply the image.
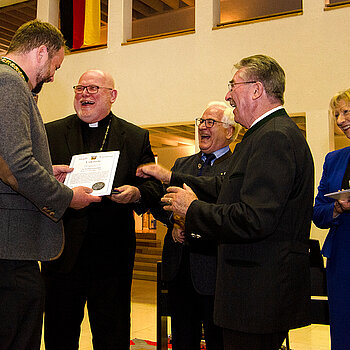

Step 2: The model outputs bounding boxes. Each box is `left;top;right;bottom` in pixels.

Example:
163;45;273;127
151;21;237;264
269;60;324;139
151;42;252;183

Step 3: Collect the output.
227;81;256;91
195;118;226;128
73;85;113;94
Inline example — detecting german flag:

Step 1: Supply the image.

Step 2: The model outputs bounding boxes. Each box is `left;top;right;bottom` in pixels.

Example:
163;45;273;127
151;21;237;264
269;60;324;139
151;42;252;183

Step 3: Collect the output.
60;0;101;50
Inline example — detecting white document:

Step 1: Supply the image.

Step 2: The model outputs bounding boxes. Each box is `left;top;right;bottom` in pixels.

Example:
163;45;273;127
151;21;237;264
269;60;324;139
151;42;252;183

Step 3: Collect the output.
64;151;120;196
324;189;350;201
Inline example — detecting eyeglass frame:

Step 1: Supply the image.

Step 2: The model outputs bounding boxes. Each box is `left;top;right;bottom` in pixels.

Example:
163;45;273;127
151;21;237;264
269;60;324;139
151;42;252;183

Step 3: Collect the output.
195;118;229;128
227;81;256;91
73;85;113;94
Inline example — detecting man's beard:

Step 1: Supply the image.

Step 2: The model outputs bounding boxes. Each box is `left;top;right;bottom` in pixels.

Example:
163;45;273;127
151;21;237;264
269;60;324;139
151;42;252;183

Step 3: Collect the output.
33;60;51;94
31;80;44;94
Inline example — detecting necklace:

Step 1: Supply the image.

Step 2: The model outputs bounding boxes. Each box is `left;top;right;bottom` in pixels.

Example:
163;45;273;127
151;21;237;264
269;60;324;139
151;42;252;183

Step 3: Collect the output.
99;117;112;151
0;57;28;82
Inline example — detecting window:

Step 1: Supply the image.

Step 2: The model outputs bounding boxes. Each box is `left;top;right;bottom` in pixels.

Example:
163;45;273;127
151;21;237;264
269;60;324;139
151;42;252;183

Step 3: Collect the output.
325;0;350;8
218;0;302;26
131;0;195;40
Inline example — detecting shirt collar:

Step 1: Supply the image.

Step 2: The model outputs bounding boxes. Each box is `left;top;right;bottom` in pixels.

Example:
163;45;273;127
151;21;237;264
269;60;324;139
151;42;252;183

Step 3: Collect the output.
250;106;283;128
201;145;230;164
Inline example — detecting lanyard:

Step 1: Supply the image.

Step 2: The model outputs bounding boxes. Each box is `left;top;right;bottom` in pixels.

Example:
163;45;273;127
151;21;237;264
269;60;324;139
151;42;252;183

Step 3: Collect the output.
0;57;28;82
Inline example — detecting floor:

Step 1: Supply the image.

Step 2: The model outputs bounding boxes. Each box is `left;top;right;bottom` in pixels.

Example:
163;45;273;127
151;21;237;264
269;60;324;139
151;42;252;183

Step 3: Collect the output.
40;279;331;350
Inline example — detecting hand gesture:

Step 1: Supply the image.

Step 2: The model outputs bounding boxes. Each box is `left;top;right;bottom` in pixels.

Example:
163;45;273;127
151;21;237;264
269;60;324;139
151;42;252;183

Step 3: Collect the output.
136;163;171;183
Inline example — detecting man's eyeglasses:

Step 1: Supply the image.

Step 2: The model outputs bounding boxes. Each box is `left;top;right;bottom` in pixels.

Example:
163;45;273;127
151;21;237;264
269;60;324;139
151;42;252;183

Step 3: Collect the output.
227;81;256;91
73;85;113;94
195;118;226;128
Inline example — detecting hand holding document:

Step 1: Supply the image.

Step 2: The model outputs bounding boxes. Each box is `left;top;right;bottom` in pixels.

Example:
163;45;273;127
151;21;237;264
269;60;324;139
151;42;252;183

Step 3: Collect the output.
110;185;141;204
53;164;73;183
70;186;101;209
64;151;120;196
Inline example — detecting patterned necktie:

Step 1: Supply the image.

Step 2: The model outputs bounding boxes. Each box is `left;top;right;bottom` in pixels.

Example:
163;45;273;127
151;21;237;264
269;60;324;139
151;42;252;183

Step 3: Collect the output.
198;153;216;176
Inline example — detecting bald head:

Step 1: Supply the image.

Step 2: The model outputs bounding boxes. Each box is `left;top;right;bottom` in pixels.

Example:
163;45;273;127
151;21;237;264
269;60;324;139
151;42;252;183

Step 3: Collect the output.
73;70;118;124
80;70;115;88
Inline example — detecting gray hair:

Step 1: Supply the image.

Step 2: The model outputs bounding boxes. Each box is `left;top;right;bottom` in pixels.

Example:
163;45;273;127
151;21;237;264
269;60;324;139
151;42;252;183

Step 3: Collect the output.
205;101;241;143
234;54;285;105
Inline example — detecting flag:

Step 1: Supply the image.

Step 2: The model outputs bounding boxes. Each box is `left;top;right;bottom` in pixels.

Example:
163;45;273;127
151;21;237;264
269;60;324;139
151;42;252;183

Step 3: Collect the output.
59;0;73;48
73;0;85;49
83;0;101;46
60;0;100;50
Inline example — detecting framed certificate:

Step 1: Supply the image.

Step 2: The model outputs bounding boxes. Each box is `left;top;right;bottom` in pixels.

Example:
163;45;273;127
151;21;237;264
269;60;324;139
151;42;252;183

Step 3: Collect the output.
64;151;120;196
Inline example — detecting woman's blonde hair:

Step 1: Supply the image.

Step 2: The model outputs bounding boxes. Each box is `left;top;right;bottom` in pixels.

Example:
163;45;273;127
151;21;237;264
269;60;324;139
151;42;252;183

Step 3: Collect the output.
329;88;350;117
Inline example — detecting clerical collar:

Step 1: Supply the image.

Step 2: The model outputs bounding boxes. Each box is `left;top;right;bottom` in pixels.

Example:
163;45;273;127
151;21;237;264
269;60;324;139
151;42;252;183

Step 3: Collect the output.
80;114;112;152
0;57;28;82
83;114;112;128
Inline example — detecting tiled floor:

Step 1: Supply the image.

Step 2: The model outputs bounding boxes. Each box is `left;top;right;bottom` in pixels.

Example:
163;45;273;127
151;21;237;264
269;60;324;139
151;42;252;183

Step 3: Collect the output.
40;279;331;350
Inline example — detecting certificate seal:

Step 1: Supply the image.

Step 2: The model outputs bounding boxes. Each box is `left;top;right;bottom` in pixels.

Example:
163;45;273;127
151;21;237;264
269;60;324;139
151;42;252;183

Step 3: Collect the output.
92;182;105;190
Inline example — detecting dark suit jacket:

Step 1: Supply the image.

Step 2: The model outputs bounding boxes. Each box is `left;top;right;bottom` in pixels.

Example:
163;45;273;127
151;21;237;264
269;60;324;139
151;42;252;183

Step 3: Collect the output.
43;113;163;275
171;109;314;333
161;150;232;295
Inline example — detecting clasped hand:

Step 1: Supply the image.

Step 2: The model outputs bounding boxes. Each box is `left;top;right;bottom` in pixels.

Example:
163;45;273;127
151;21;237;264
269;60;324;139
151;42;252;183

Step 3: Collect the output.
161;183;198;218
109;185;141;204
172;225;185;244
136;162;198;217
337;198;350;210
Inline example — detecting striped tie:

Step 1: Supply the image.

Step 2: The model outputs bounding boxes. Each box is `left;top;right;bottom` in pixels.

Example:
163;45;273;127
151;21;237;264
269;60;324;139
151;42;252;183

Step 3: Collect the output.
198;153;216;176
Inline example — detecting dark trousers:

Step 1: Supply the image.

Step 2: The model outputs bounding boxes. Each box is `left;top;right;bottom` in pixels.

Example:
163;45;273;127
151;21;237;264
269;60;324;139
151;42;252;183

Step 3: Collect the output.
42;262;133;350
0;260;44;350
168;251;223;350
223;328;288;350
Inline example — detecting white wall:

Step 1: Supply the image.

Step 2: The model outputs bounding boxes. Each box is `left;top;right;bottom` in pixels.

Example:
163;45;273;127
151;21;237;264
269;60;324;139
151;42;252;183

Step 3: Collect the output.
37;0;350;244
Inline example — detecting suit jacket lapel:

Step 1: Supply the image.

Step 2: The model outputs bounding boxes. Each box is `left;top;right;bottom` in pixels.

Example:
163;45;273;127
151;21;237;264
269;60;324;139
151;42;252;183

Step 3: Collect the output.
105;114;125;152
105;114;127;184
65;116;84;156
215;149;232;164
243;108;287;140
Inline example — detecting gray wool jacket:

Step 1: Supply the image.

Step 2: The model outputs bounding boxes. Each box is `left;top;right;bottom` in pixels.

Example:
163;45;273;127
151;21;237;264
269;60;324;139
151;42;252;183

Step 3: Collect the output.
0;63;72;261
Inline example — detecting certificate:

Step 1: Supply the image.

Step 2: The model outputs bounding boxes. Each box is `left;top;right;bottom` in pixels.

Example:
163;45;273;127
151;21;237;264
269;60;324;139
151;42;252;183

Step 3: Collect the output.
324;189;350;201
64;151;120;196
